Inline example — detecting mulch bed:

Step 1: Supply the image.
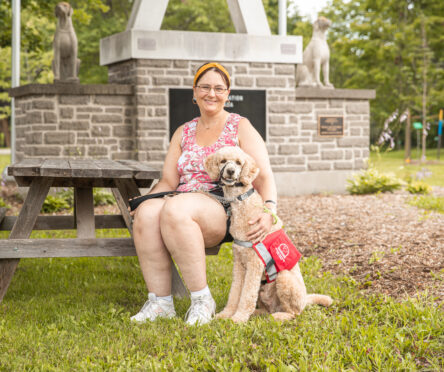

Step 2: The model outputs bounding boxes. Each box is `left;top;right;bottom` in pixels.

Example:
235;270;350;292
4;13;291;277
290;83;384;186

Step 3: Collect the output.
2;184;443;303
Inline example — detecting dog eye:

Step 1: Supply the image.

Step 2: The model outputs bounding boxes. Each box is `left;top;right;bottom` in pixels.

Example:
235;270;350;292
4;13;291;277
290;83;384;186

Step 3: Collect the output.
220;160;227;164
236;160;241;165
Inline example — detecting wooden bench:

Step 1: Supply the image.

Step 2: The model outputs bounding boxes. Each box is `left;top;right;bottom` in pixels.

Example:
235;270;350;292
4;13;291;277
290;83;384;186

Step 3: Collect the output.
0;158;221;303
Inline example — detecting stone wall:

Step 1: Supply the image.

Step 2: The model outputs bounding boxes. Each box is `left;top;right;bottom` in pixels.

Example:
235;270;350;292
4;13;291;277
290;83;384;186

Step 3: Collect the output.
10;84;135;161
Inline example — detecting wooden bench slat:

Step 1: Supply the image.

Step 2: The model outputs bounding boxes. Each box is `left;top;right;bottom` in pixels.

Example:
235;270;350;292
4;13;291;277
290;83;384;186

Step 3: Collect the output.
0;238;136;258
0;215;127;231
69;159;102;178
7;158;44;177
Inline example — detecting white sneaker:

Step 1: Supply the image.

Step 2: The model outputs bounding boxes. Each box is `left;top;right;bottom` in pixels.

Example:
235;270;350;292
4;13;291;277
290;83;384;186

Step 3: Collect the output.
185;294;216;326
131;293;176;323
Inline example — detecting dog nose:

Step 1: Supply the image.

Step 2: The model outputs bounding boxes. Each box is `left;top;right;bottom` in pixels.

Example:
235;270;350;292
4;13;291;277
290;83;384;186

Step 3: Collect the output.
226;168;235;176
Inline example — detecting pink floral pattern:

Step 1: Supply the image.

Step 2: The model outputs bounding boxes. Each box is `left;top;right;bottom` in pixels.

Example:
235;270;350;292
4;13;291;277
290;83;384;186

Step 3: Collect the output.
176;113;241;192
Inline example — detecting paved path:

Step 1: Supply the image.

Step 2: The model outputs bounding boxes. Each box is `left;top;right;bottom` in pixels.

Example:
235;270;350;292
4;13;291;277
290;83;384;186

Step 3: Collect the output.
0;148;10;155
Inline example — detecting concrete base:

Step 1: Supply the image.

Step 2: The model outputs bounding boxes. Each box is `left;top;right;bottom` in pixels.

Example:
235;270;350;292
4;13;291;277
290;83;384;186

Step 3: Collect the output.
275;170;355;196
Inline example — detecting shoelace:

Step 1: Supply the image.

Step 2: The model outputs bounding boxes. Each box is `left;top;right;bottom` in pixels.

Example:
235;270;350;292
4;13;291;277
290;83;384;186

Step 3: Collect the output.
186;297;213;322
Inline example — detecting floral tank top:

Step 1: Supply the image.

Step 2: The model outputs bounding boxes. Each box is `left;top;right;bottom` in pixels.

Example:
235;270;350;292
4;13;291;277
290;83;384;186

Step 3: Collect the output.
176;113;241;192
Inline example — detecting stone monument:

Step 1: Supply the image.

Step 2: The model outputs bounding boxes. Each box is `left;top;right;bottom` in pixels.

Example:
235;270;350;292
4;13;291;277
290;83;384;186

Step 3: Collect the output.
52;2;80;83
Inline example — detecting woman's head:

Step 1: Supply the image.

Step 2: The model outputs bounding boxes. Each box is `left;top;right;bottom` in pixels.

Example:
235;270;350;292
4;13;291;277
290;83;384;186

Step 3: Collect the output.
193;62;230;89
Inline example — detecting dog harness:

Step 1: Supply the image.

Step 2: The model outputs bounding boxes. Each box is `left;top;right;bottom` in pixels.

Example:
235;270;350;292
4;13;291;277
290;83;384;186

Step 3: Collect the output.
234;229;302;283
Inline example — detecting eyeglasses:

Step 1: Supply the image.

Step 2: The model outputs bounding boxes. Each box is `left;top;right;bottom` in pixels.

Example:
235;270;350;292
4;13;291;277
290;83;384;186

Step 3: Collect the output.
196;85;228;95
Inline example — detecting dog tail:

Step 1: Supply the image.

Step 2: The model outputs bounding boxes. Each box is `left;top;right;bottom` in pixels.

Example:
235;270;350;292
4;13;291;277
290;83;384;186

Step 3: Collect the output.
306;294;333;307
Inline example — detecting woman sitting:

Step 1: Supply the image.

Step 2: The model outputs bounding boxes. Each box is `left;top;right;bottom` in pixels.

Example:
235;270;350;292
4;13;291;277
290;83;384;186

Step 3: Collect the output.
130;62;277;325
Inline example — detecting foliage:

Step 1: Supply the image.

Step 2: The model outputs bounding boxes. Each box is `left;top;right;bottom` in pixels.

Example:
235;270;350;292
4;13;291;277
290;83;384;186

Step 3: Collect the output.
322;0;444;145
93;188;115;206
41;194;71;213
0;196;10;208
409;195;444;214
406;180;431;194
347;167;403;195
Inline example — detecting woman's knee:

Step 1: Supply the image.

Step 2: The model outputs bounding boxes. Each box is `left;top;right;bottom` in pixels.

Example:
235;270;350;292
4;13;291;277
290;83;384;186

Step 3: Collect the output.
132;199;164;237
159;196;191;228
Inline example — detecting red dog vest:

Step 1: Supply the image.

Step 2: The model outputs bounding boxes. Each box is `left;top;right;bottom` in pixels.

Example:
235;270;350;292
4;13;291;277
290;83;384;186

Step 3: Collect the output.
235;229;302;283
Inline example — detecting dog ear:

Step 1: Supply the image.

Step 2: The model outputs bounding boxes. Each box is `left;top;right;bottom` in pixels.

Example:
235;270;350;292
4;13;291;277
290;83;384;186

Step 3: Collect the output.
204;153;220;181
239;153;259;185
68;4;73;17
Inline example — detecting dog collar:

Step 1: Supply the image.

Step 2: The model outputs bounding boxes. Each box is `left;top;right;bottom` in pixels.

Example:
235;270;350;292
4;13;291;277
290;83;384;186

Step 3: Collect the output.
235;187;254;201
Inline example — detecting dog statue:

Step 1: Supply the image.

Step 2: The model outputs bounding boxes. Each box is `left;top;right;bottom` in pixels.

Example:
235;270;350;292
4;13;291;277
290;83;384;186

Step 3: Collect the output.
52;2;80;83
296;17;334;89
205;147;333;323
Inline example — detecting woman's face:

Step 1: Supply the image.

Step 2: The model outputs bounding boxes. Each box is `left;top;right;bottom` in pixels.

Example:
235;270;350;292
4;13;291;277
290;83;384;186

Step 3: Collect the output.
193;70;230;116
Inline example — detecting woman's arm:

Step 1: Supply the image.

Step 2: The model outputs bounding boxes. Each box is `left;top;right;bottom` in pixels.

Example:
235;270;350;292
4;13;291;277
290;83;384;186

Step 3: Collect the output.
238;118;278;242
149;125;183;193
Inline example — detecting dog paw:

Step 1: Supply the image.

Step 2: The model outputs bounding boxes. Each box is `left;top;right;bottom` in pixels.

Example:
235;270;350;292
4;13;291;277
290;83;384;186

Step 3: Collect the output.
230;313;250;323
215;310;234;319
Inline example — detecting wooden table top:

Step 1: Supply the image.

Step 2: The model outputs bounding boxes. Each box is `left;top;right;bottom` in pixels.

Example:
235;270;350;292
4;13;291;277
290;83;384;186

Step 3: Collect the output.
8;158;161;187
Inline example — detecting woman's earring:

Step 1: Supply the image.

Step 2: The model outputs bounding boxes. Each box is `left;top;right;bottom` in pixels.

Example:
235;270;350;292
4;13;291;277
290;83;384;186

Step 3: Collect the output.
192;97;197;104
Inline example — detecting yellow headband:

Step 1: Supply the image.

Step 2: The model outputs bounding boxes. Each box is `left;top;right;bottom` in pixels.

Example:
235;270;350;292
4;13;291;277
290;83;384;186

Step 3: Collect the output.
193;63;230;87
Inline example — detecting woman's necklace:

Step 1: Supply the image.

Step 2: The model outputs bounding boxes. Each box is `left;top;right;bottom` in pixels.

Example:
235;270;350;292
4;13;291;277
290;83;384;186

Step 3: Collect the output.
200;113;227;130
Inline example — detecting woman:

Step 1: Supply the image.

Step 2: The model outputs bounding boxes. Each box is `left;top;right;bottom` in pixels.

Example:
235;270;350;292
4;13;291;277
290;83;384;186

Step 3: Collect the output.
130;62;278;325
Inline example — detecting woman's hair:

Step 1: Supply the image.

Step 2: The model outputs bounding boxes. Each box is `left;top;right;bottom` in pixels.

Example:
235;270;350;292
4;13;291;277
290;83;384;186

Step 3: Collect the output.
194;62;230;89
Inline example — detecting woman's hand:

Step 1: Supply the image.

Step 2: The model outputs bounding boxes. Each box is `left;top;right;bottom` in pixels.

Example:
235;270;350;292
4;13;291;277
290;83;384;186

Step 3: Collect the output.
246;212;274;244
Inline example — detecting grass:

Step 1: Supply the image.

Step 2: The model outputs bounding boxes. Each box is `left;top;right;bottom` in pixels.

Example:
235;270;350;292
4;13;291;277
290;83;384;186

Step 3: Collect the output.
0;151;443;369
369;148;444;187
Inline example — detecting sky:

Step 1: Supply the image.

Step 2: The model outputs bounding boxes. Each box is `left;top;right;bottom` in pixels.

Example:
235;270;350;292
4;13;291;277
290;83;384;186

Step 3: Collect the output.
289;0;330;21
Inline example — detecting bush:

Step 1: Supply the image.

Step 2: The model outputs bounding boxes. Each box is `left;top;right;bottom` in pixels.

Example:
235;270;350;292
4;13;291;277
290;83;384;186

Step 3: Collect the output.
93;189;115;206
347;167;403;195
409;195;444;214
41;195;71;213
0;196;10;209
406;181;432;195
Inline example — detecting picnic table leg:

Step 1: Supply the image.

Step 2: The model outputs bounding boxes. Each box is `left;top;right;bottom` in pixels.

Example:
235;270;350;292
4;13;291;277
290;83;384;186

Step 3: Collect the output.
0;177;53;302
74;187;95;238
113;179;189;299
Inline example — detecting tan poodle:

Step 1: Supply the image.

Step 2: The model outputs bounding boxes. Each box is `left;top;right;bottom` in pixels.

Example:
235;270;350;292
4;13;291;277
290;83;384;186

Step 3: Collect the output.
205;147;333;323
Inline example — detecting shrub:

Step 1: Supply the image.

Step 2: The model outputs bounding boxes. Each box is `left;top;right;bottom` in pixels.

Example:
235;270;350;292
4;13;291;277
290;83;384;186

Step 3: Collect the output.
41;195;71;213
347;167;403;195
0;196;10;209
93;189;115;206
406;181;432;195
409;195;444;214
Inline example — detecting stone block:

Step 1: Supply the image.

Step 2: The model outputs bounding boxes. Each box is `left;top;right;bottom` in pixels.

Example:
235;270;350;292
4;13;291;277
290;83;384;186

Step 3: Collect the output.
153;77;181;86
94;95;131;105
113;125;133;137
235;65;248;73
60;120;90;131
78;138;97;145
138;138;165;151
346;102;369;114
303;144;318;154
33;100;55;110
270;156;285;165
301;122;317;130
294;103;313;114
155;107;167;117
174;60;189;68
334;162;353;170
269;103;296;114
354;159;366;169
92;114;122;123
88;146;109;156
345;150;353;160
63;146;85;156
119;139;134;150
349;121;368;127
59;95;90;105
269;115;285;124
145;151;166;161
33;146;61;156
183;78;194;86
25;132;42;144
250;62;267;68
269;126;297;136
308;162;331;171
272;165;306;172
279;144;299;155
138;119;166;130
138;94;167;106
77;107;102;113
45;132;75;144
138;59;171;67
350;128;361;136
44;112;58;123
266;144;277;155
287;156;305;165
77;114;90;120
26;111;43;123
104;138;118;145
256;77;286;87
337;137;369;147
274;65;294;75
235;77;254;87
329;100;344;108
322;150;343;160
92;125;111;137
60;107;74;119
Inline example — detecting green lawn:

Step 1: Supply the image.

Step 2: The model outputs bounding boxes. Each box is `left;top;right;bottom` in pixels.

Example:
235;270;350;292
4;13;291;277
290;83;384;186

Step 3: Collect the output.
0;151;443;370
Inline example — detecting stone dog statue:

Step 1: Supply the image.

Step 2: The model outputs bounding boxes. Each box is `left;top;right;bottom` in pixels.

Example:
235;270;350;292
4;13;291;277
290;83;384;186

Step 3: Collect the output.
296;17;334;89
52;2;80;83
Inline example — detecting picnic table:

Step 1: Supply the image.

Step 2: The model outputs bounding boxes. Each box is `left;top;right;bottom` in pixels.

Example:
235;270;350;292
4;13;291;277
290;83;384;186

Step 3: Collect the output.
0;158;209;303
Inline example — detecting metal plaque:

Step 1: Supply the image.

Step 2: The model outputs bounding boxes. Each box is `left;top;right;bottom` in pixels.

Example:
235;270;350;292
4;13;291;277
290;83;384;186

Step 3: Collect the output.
169;89;266;140
318;116;344;137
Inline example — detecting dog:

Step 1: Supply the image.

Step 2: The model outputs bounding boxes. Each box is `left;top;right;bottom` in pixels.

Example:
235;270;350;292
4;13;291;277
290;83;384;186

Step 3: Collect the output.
296;17;334;89
52;2;80;83
204;147;333;323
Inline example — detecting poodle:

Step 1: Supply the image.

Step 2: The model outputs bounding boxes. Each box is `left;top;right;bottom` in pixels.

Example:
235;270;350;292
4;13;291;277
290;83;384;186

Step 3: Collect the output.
204;146;333;323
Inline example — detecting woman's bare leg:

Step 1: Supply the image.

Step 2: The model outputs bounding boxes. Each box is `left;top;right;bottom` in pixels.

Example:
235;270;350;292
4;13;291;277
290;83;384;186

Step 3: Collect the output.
160;193;227;292
132;198;172;296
